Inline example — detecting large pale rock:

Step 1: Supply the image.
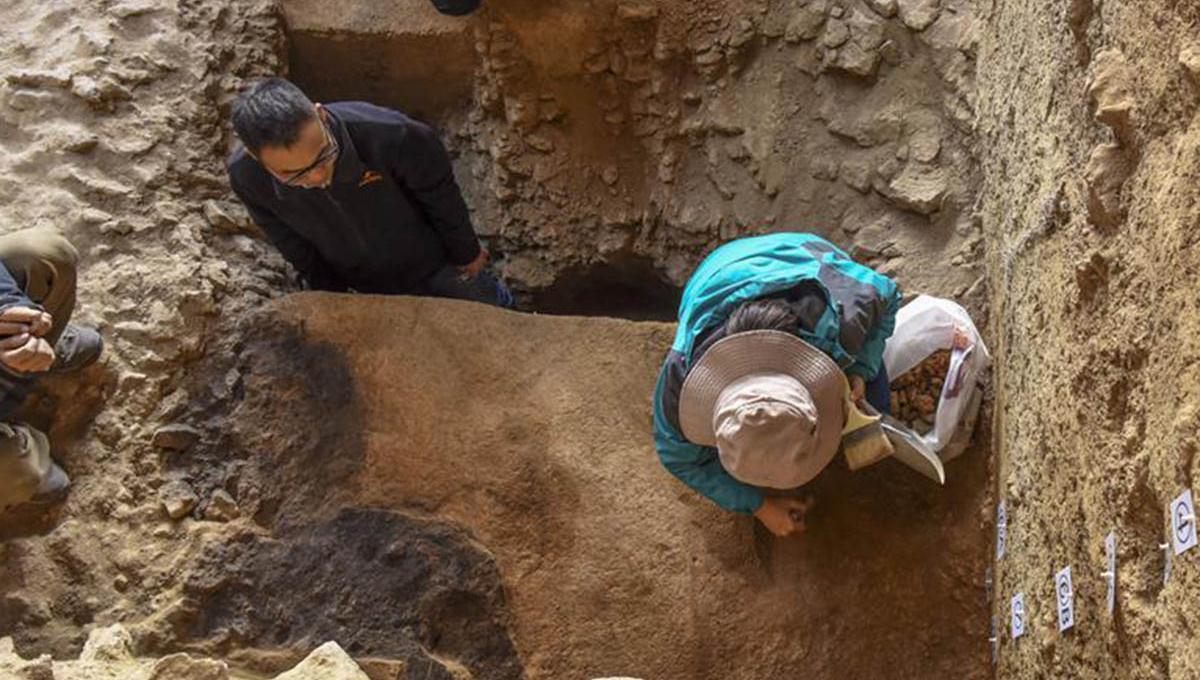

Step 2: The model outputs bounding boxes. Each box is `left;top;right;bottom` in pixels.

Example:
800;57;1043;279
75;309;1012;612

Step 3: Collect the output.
149;653;230;680
881;164;949;214
784;0;828;43
273;642;370;680
79;625;134;663
226;294;990;680
1084;143;1131;229
159;480;199;520
897;0;940;31
1182;44;1200;84
1087;49;1135;143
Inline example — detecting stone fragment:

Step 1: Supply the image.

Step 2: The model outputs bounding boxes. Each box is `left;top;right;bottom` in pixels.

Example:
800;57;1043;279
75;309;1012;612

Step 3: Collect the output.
1182;44;1200;84
829;42;880;77
160;480;199;520
897;0;940;31
785;1;828;43
204;490;240;522
822;19;850;48
356;658;408;680
909;125;941;162
865;0;898;18
79;624;134;663
203;200;242;233
150;653;231;680
1087;49;1134;143
840;159;873;193
848;10;886;50
1084;143;1130;229
880;164;948;214
601;166;619;186
616;2;658;21
152;424;201;452
827;109;902;147
273;642;370;680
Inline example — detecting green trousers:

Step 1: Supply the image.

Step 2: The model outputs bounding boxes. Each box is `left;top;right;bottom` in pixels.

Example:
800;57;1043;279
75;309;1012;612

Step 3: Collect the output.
0;228;78;511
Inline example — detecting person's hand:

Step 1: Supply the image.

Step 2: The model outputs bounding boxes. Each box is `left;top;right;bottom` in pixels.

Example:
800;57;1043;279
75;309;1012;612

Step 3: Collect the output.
0;335;55;373
753;496;816;537
0;306;52;337
458;247;489;279
848;374;866;406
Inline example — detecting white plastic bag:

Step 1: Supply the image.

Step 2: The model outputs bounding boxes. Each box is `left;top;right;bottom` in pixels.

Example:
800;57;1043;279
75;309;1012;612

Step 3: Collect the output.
882;295;990;460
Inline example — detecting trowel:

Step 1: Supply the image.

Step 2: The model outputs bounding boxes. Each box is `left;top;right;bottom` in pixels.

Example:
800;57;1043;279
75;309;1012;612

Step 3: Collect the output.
877;413;945;485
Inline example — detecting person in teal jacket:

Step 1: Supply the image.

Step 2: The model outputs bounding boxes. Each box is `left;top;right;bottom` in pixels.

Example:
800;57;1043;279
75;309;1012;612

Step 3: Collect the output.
653;233;900;537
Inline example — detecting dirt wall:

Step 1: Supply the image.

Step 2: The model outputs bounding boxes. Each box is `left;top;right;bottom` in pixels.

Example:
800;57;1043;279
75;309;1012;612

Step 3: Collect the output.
978;0;1200;677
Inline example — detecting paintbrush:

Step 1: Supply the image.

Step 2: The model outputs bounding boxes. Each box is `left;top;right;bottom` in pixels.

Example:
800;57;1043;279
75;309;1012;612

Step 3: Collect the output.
841;382;894;471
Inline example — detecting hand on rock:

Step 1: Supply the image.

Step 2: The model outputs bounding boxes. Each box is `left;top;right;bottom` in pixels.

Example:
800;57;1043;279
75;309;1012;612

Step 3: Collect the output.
754;496;816;537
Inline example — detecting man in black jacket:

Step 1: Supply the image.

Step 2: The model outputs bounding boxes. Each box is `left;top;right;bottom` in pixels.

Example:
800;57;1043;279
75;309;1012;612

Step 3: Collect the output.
227;78;512;307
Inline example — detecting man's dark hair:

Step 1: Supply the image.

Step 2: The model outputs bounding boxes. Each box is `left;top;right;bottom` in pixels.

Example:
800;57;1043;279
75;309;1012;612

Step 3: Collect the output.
725;298;799;335
231;78;317;154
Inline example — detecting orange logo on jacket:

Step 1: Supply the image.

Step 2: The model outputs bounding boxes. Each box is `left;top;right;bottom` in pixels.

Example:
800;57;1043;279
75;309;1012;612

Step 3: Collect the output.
358;170;384;187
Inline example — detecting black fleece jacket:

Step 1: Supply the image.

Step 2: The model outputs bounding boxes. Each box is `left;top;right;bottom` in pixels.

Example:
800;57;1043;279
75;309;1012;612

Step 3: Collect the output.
227;101;482;294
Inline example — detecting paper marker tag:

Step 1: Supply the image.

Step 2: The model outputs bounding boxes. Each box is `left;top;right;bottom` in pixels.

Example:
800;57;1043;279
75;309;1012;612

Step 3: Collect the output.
1105;532;1116;615
996;501;1008;561
1171;489;1197;556
990;616;998;664
1163;542;1172;585
1055;566;1075;632
1011;592;1026;639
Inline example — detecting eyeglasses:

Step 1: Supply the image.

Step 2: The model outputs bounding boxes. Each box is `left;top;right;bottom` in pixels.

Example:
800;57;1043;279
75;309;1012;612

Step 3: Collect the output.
278;119;340;187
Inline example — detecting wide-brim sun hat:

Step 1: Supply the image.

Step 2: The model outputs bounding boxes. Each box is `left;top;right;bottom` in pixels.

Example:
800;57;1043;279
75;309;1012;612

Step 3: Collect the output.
678;330;846;489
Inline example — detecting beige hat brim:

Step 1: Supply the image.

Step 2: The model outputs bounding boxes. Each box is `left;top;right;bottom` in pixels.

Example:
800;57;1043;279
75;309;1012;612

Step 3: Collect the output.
678;330;846;487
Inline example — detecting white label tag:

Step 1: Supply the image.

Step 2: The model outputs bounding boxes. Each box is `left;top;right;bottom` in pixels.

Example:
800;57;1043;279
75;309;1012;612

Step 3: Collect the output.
1105;532;1116;615
1011;592;1026;639
1055;566;1075;632
996;501;1008;561
1164;545;1173;585
1171;489;1197;556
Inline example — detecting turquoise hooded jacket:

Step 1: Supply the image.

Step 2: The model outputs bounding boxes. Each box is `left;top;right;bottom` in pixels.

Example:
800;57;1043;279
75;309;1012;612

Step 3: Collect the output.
652;233;901;514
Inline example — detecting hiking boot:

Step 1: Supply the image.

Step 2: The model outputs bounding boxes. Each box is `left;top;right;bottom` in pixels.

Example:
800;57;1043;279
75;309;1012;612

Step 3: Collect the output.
27;461;70;506
50;324;103;373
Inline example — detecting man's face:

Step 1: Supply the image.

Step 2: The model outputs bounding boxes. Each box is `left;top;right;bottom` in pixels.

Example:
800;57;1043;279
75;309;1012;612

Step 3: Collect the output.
256;105;339;189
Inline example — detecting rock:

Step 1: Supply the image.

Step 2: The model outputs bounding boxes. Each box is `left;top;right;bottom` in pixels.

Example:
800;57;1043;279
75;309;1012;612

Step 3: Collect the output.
897;0;940;31
848;10;886;50
152;424;202;452
785;1;827;43
829;42;880;77
827;108;902;147
204;490;240;522
160;480;199;520
909;124;942;162
356;658;408;680
880;164;949;214
865;0;898;18
202;200;241;233
616;2;658;21
79;624;134;663
1182;44;1200;84
821;19;850;48
1084;143;1130;229
601;165;619;186
839;159;874;193
1087;49;1134;143
273;642;370;680
150;653;230;680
